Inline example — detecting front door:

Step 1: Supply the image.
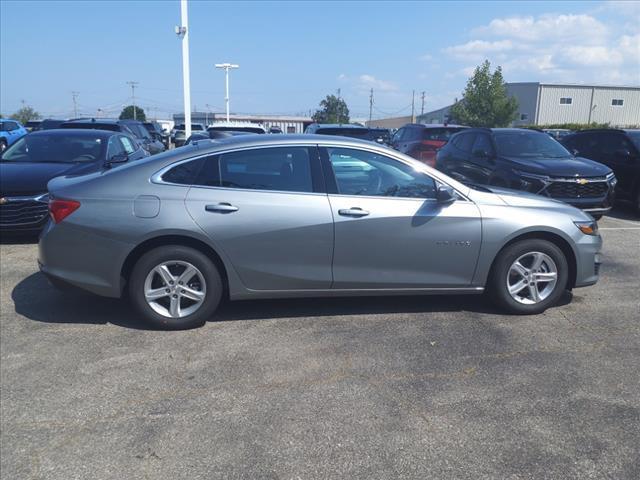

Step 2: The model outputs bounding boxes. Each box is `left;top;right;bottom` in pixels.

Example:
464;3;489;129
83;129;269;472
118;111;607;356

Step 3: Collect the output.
320;146;482;288
185;146;334;290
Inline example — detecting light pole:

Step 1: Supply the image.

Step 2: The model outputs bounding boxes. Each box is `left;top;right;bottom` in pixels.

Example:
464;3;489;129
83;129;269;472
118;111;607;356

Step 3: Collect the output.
176;0;192;139
215;63;239;122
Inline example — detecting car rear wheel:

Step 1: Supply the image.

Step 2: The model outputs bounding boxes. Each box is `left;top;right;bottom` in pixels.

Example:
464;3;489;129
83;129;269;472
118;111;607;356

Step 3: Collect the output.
129;245;223;329
489;239;568;315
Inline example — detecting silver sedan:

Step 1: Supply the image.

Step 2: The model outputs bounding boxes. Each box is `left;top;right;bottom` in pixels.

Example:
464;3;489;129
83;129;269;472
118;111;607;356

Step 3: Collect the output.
39;135;602;329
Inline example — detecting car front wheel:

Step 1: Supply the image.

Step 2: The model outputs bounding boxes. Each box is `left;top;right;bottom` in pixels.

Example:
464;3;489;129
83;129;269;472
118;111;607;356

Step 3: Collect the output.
129;245;223;329
489;239;569;315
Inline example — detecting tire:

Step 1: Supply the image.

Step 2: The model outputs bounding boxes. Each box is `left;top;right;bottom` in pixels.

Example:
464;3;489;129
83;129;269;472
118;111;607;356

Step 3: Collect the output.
488;239;569;315
128;245;223;329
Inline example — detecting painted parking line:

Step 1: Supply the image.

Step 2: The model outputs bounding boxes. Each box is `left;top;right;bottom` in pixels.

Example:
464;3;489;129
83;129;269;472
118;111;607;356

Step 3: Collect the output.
599;227;640;230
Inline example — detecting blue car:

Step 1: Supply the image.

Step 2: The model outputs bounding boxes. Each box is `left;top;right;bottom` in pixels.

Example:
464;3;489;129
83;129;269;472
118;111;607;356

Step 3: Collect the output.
0;119;28;153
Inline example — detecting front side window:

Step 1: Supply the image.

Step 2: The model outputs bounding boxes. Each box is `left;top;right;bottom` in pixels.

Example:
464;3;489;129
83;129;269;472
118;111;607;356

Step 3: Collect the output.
219;147;314;193
326;147;436;199
560;97;572;105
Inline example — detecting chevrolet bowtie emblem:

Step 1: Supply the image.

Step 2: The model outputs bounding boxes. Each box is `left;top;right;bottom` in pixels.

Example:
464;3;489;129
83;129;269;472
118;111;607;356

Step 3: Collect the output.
576;178;589;185
0;197;8;205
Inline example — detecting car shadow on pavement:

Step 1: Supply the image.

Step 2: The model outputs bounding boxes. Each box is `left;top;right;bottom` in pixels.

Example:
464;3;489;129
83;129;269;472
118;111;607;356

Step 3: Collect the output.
605;204;639;222
13;271;573;329
0;233;39;245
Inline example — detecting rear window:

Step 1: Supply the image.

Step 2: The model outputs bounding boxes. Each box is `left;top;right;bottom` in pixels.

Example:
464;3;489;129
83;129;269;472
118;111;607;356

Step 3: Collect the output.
421;128;464;142
316;128;371;139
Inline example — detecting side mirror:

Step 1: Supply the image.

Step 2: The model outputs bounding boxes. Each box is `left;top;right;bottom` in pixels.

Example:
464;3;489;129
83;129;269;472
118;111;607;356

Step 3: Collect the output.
436;184;456;203
615;148;631;158
105;153;128;167
571;148;580;156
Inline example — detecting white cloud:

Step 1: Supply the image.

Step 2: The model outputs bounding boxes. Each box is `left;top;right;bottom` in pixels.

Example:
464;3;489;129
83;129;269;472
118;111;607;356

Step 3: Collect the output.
441;10;640;85
357;74;398;92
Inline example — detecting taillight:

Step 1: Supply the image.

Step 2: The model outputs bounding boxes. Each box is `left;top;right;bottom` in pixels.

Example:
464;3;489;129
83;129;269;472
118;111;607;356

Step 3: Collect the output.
418;150;437;167
49;198;81;224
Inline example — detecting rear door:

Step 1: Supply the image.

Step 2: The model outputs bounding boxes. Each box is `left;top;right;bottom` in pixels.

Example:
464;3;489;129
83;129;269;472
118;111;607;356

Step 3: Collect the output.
596;132;637;196
185;145;334;290
320;146;481;288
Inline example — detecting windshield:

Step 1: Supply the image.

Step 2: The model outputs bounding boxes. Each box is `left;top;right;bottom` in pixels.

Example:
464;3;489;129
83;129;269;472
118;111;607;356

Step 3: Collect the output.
494;131;572;158
126;123;151;139
1;134;106;163
316;128;370;138
626;131;640;150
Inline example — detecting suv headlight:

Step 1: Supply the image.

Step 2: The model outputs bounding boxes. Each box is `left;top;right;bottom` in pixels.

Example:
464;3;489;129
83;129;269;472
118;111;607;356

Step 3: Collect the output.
514;170;550;192
574;220;599;236
606;172;617;187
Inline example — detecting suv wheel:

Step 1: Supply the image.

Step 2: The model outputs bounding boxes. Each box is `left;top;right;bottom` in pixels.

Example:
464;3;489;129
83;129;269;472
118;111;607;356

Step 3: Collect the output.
489;239;568;314
129;245;223;329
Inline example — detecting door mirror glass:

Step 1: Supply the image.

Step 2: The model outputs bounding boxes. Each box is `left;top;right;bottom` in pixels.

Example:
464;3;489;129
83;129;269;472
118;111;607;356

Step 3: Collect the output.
436;184;455;203
615;148;631;158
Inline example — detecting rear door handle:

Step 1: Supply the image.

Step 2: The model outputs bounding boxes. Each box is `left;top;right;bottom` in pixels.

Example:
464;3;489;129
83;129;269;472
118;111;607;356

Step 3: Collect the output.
205;203;239;213
338;207;370;217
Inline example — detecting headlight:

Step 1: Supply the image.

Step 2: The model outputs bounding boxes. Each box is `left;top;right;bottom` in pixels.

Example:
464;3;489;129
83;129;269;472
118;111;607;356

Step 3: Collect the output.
514;170;550;192
606;172;617;187
574;220;599;235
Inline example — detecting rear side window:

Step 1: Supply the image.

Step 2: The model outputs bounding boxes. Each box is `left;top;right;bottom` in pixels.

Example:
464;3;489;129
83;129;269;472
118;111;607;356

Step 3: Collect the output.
120;136;136;154
162;157;207;185
219;147;314;193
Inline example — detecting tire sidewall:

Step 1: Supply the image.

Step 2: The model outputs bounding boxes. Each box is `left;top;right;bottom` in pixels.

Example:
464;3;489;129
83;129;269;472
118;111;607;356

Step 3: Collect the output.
490;239;569;314
129;245;223;329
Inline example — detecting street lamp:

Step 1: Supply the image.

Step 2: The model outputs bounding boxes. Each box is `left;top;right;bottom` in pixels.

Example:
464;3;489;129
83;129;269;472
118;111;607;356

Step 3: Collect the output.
176;0;192;138
215;63;239;122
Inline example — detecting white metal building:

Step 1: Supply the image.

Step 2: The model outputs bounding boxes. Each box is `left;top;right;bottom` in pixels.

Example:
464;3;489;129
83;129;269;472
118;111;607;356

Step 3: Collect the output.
172;112;312;133
417;82;640;127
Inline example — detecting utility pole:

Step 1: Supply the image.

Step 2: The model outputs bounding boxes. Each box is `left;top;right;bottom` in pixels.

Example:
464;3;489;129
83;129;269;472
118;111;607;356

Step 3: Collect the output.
369;88;374;125
126;81;139;120
215;63;239;122
337;88;341;99
71;91;79;118
176;0;192;138
411;90;415;123
421;91;426;116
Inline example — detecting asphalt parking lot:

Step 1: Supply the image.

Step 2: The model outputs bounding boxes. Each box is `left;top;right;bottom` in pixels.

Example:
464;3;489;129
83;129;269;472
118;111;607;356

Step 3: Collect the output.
1;208;639;480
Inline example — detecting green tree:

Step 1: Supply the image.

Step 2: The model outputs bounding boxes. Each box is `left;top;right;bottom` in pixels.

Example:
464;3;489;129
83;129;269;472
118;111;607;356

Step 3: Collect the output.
312;95;350;123
11;106;41;125
450;60;518;127
119;105;146;122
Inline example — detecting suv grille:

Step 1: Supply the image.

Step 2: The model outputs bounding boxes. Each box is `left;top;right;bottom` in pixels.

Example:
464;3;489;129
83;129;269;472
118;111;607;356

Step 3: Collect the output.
0;200;49;227
544;180;608;199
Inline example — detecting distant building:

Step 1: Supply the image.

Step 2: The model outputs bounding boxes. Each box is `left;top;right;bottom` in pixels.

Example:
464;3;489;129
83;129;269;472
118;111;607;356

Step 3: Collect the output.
366;115;414;129
417;83;640;127
172;112;312;133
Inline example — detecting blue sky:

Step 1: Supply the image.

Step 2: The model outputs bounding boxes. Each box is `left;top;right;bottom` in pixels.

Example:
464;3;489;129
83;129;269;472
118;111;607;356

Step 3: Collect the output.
1;0;638;121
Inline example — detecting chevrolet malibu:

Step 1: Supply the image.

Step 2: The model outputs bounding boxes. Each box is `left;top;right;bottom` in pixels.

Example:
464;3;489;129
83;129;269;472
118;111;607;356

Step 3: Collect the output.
39;135;602;329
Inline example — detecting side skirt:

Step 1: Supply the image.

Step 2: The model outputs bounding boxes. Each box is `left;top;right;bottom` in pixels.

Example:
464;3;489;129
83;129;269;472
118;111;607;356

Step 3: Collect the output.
230;286;485;300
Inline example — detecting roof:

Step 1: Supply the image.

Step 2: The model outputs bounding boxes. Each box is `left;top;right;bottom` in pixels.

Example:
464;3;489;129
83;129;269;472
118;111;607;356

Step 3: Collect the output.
64;118;120;125
192;134;383;152
408;123;467;129
28;128;115;138
507;82;640;90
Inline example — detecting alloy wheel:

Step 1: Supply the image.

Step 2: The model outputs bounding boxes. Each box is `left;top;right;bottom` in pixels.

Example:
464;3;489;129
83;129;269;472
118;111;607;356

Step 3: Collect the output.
143;261;206;318
507;251;558;305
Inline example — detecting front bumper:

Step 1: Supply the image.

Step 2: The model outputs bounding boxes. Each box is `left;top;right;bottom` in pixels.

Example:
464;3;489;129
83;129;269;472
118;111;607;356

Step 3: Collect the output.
573;235;603;288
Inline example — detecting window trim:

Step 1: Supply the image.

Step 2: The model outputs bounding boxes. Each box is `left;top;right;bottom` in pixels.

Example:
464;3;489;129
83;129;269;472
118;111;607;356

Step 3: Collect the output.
152;142;471;201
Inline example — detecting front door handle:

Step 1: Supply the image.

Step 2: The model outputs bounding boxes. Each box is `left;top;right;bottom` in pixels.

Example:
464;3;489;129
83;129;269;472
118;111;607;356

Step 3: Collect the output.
338;207;370;217
205;203;239;213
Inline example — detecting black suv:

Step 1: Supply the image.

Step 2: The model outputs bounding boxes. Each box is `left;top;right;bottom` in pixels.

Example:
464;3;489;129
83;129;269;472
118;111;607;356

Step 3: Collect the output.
61;119;165;155
436;128;617;218
391;124;468;167
561;129;640;212
143;121;170;149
